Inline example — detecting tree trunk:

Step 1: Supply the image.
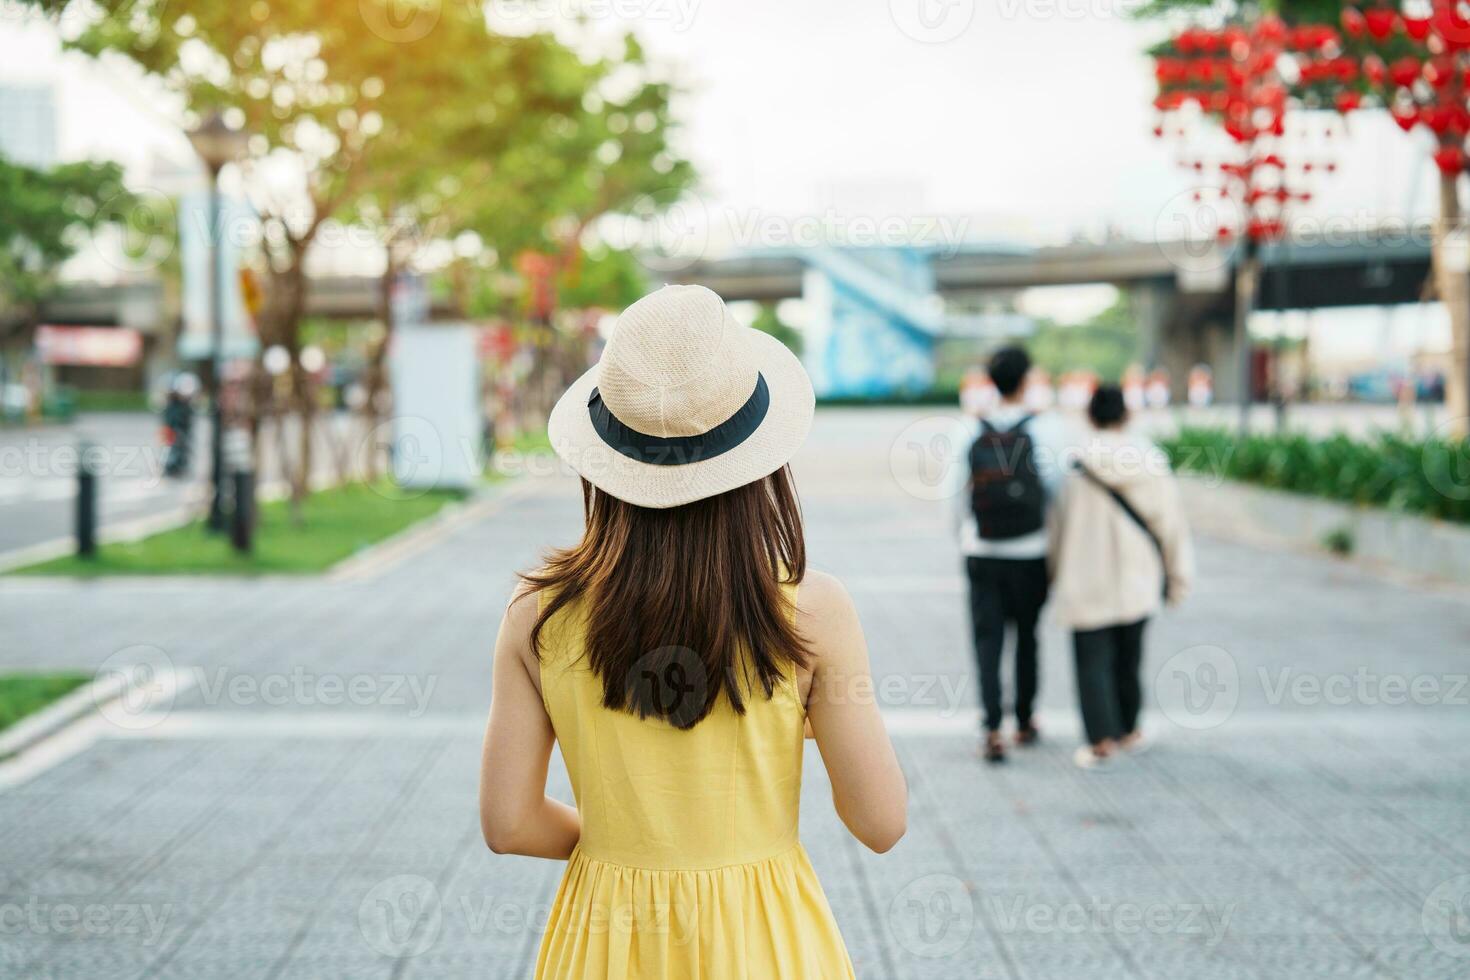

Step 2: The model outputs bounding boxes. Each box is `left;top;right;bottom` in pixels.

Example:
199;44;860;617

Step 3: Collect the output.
1433;171;1470;439
258;258;310;522
362;249;397;482
292;358;314;524
1233;244;1260;438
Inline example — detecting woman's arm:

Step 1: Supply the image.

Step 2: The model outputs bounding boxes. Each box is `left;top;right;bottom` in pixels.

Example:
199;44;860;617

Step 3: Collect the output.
800;571;907;853
478;589;580;859
1158;474;1196;606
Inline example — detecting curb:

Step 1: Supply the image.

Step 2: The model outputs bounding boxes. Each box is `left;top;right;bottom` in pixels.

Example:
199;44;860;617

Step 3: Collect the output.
1180;474;1470;593
0;668;127;764
0;665;197;788
327;480;534;583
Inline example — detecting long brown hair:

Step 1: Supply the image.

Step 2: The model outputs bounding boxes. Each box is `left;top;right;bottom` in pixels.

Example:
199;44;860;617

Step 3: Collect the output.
521;466;810;729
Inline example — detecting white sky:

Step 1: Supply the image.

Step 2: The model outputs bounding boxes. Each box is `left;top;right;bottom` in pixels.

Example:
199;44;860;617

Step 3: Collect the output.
0;0;1453;350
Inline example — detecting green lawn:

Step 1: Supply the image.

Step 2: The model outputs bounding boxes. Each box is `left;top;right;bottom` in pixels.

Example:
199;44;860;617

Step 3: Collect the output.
508;428;552;454
11;481;465;577
0;673;91;734
487;428;553;483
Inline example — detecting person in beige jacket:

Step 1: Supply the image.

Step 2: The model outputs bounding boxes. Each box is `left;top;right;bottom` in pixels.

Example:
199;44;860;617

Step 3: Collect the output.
1049;385;1194;770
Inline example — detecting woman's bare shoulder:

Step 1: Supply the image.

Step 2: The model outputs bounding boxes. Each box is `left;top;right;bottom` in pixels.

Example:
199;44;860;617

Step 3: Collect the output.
499;580;541;664
796;570;862;660
797;568;851;613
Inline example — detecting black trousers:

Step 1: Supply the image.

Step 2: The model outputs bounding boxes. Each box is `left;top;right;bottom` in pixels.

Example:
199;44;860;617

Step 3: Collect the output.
1072;619;1149;746
965;556;1048;733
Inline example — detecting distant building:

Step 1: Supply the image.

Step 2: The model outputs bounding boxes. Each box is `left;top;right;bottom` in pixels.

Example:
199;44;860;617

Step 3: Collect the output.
0;84;58;169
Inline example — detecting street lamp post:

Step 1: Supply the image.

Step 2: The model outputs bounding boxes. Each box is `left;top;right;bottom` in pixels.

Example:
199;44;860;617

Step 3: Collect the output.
187;112;249;533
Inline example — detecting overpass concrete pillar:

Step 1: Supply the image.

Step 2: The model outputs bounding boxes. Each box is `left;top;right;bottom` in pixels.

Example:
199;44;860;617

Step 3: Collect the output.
1201;318;1245;405
1128;281;1170;371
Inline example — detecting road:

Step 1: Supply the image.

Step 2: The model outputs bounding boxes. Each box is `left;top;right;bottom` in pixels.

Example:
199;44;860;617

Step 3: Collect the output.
0;414;199;555
0;411;376;559
0;407;1467;978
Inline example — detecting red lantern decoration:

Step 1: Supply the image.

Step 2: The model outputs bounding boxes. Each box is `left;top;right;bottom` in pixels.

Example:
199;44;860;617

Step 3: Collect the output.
1432;9;1470;51
1424;105;1455;134
1389;56;1421;88
1434;145;1465;175
1425;58;1456;89
1364;8;1397;40
1255;14;1287;44
1151;16;1344;265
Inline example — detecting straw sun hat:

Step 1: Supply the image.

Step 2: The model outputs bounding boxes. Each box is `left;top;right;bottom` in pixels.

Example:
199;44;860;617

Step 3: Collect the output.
548;284;815;509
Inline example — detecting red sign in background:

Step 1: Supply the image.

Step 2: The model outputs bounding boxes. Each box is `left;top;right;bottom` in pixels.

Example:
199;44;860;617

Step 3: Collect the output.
35;325;144;367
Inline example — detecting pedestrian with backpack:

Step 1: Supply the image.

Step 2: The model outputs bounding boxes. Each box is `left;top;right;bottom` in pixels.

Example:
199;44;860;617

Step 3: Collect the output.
945;346;1071;763
1049;385;1194;770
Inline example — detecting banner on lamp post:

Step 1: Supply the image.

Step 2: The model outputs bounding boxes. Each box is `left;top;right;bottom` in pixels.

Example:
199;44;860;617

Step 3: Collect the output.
177;190;259;361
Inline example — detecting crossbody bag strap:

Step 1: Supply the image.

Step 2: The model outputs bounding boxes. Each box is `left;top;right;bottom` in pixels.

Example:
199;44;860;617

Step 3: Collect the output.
1073;461;1170;600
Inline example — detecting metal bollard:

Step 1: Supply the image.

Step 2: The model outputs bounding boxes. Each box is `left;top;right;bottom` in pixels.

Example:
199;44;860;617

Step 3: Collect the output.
230;468;254;554
76;441;97;558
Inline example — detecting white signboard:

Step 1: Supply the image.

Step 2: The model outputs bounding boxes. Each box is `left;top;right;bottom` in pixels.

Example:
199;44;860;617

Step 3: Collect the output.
388;325;482;491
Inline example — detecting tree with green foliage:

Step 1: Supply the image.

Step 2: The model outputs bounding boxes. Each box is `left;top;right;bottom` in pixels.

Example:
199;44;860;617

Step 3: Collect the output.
21;0;692;498
0;154;132;355
342;29;694;432
751;303;803;357
1026;296;1142;382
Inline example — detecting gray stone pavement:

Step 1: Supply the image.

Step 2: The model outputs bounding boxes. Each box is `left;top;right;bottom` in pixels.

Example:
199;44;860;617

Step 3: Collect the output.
1;407;1469;978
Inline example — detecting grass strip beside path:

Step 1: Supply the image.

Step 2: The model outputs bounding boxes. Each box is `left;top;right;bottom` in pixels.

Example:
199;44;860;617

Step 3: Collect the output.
0;673;91;734
10;482;465;577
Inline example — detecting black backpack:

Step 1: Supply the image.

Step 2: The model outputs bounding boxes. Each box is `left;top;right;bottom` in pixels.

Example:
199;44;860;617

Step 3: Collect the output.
969;416;1045;540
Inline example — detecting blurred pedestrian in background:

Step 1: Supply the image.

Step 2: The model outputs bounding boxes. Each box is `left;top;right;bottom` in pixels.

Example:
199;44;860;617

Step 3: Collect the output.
161;373;198;479
1049;384;1194;770
946;346;1070;763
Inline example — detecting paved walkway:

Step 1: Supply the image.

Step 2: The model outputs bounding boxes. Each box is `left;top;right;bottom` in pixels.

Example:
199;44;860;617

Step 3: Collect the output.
2;408;1468;978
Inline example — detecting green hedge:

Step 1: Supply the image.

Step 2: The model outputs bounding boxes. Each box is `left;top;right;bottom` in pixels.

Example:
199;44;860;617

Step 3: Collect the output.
73;389;151;413
816;388;961;408
1159;427;1470;525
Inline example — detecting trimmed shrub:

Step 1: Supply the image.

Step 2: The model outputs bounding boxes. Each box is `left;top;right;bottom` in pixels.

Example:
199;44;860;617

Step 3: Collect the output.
1159;427;1470;525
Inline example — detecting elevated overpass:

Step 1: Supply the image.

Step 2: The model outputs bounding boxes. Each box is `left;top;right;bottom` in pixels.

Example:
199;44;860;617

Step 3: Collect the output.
33;228;1435;401
660;232;1432;307
658;231;1432;401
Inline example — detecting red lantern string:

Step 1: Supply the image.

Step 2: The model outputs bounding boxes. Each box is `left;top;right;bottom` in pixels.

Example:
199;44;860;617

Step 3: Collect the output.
1150;20;1337;244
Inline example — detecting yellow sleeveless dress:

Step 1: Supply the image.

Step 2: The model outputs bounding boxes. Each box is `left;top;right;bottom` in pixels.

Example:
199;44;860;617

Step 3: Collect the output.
534;587;856;979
